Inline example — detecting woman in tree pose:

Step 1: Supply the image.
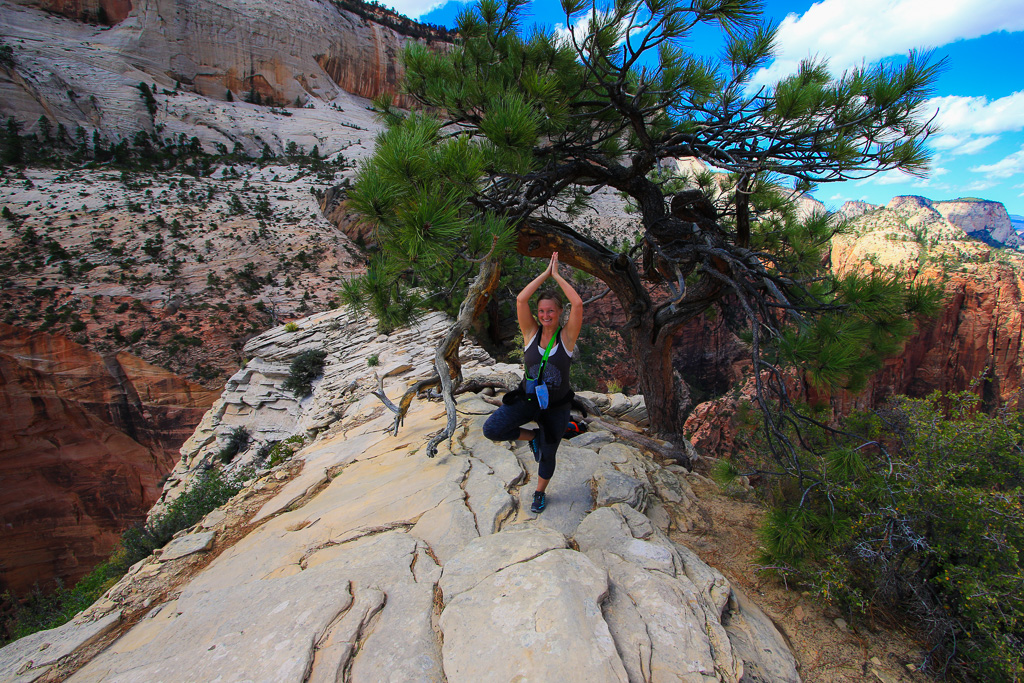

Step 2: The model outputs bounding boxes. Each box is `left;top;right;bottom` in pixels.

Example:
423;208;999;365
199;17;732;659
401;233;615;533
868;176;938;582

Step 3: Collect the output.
482;252;584;514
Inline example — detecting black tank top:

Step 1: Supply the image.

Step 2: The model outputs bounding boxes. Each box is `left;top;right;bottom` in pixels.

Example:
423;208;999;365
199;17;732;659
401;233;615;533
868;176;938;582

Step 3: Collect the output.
523;328;573;403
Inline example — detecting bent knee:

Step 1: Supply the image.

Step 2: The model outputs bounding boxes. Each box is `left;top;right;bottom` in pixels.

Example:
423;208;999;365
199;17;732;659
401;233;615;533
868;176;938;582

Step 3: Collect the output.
482;415;506;442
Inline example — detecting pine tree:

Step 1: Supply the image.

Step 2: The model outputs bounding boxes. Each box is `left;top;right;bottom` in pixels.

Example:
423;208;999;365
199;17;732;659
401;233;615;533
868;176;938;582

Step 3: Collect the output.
3;117;23;164
36;116;52;145
349;0;942;455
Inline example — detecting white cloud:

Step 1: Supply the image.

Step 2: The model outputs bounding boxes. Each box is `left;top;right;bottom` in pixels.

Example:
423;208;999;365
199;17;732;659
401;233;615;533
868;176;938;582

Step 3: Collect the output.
930;134;1000;155
386;0;458;19
909;166;949;188
964;179;998;192
751;0;1024;87
553;10;634;51
924;91;1024;136
970;145;1024;179
856;169;914;186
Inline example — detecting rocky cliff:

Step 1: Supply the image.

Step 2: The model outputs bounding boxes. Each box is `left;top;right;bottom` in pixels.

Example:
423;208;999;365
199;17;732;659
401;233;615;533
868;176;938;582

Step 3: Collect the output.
880;195;1022;250
0;308;801;683
1;0;445;152
0;323;218;595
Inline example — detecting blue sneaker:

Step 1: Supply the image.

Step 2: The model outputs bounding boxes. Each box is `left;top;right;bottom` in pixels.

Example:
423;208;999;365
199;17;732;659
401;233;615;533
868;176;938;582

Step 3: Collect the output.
529;425;544;463
531;491;546;514
529;436;541;462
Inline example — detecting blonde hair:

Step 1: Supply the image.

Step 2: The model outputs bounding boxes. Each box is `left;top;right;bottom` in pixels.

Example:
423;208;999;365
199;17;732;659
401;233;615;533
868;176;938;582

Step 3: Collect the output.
536;289;563;308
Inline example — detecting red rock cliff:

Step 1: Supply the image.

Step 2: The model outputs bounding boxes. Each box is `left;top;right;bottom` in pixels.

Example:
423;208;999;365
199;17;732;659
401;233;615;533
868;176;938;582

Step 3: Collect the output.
0;323;218;595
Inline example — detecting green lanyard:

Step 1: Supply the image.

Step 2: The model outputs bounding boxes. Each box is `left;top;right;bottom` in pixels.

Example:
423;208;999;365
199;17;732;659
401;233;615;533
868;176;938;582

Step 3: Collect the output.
528;327;560;382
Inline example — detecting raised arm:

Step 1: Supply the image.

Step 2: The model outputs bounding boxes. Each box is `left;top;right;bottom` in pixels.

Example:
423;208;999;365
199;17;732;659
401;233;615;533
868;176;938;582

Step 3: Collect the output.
549;253;584;353
516;258;552;341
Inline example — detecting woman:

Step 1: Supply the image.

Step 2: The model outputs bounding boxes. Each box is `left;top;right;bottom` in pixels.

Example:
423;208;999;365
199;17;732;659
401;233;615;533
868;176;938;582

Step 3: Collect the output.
482;252;583;514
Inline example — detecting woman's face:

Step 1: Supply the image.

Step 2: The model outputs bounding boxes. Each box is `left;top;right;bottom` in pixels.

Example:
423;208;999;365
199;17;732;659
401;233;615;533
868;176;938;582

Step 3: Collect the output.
537;299;562;329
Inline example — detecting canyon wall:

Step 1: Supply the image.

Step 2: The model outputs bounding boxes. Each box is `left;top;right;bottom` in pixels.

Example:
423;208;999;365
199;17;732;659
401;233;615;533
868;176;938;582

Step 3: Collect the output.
1;0;444;152
0;323;218;594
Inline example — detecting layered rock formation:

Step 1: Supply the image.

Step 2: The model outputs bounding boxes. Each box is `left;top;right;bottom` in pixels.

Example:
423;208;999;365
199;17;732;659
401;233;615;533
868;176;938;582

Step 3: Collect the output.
0;323;218;595
882;195;1022;250
0;309;799;682
840;200;878;218
933;198;1021;248
1;0;444;152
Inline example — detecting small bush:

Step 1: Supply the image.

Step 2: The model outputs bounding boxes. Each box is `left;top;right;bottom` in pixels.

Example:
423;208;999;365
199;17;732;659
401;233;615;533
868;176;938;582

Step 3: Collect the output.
752;391;1024;680
218;426;249;462
255;435;306;468
120;468;241;567
284;321;299;332
366;353;379;367
283;349;327;398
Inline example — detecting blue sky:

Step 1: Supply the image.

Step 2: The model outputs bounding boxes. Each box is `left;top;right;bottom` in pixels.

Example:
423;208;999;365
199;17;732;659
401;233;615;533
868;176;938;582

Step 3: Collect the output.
399;0;1024;216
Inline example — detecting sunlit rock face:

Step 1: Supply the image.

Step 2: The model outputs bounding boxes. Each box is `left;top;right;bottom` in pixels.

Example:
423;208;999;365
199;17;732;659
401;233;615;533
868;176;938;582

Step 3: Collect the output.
1;0;446;150
932;198;1022;249
0;323;218;595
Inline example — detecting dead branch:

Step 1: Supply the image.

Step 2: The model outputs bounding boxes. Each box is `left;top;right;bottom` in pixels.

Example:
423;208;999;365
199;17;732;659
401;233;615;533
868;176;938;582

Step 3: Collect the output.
425;245;502;457
584;416;696;469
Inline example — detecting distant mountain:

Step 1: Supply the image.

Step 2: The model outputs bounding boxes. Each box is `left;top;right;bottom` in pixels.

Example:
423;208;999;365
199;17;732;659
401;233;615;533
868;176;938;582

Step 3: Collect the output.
840;195;1022;251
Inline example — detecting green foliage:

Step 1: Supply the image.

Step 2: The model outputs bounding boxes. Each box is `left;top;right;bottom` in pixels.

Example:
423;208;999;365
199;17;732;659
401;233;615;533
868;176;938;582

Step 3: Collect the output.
567;323;617;392
366;353;379;367
284;321;300;332
338;255;423;334
753;392;1024;679
1;469;241;645
254;434;306;468
282;349;327;397
119;468;241;568
137;82;157;118
218;426;250;462
0;41;14;69
345;108;516;330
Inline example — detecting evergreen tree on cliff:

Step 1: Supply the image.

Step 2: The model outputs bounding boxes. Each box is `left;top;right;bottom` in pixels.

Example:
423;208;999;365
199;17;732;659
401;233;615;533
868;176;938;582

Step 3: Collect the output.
345;0;941;447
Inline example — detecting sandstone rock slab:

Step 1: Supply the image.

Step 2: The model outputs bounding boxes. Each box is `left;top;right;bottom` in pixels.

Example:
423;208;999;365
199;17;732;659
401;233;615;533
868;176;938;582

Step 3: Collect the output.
0;611;121;683
158;531;215;561
438;526;567;601
439;549;628;683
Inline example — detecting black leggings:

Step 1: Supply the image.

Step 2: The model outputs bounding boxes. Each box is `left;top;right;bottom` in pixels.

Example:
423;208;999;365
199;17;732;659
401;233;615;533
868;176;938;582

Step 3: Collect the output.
482;397;572;480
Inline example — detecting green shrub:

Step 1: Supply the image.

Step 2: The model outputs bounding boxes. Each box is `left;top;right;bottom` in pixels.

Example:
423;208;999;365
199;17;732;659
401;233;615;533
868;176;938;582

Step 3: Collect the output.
282;349;327;397
255;435;306;468
366;353;379;367
120;468;241;568
751;391;1024;680
284;321;299;332
217;426;249;463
